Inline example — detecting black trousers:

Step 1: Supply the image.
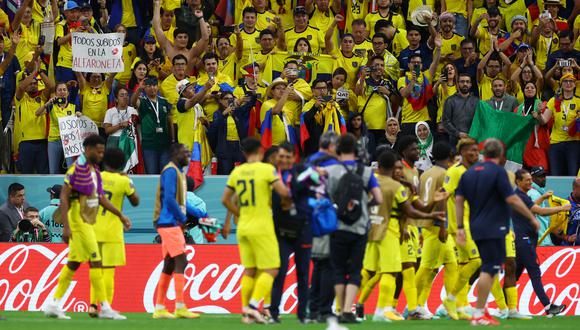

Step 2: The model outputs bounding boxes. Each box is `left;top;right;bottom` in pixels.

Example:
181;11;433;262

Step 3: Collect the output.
270;228;312;320
515;236;551;306
330;230;367;286
308;257;335;319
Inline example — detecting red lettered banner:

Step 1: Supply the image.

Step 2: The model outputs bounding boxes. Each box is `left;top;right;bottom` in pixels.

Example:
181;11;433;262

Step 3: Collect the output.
0;244;578;315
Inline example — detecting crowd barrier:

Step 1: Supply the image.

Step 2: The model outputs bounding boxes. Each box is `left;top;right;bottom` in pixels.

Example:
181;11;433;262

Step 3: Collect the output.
0;176;576;244
0;244;578;315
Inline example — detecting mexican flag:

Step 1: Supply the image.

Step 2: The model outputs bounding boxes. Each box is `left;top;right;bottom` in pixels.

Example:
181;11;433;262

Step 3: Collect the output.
119;123;139;173
468;101;536;171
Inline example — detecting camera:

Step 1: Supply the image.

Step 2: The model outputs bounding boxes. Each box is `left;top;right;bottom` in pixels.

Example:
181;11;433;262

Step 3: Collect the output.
559;59;570;67
18;218;33;232
320;95;333;103
227;98;235;108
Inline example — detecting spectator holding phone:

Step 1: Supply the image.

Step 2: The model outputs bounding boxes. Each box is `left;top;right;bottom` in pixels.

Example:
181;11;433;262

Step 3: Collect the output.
35;81;80;173
135;35;169;81
433;63;458;140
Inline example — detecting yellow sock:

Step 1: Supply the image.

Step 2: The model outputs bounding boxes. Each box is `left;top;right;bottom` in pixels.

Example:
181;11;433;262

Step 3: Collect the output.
240;275;255;309
416;267;435;306
54;265;75;300
377;274;396;309
443;262;458;294
491;276;507;310
360;269;372;291
250;272;274;307
89;268;106;304
452;259;481;297
457;284;470;308
102;268;115;304
359;273;380;304
505;286;518;310
402;267;418;311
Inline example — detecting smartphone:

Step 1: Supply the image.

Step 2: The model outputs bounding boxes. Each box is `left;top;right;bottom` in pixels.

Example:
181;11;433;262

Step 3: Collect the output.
414;65;421;77
441;67;448;80
321;95;333;102
223;25;236;33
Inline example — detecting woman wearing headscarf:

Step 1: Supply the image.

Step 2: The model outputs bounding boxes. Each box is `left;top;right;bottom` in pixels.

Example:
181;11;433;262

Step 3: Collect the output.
415;121;433;172
384;117;401;149
513;82;550;170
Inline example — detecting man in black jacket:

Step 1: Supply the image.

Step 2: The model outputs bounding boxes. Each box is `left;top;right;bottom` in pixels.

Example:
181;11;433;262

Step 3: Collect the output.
0;183;28;242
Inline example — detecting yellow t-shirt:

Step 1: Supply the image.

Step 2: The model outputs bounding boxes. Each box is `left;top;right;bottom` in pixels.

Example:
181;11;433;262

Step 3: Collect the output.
437;83;457;123
55;21;74;68
444;0;467;17
407;0;436;21
219;52;239;84
353;39;373;58
261;99;291;145
547;96;580;144
230;28;262;74
438;33;464;74
226;115;240;141
159;74;196;148
443;162;470;234
162;0;181;11
15;21;40;68
196;72;235;121
81;84;110;127
94;171;135;243
115;43;137;86
476;27;507;58
270;0;294;30
388;29;409;58
226;162;279;236
534;34;559;71
389;183;410;236
310;7;339;46
48;103;76;141
121;0;137;28
357;85;388;130
284;26;325;54
63;162;101;232
398;70;432;124
365;11;405;38
32;0;53;23
15;93;47;142
332;50;365;90
345;0;369;33
150;26;176;48
286;78;313;126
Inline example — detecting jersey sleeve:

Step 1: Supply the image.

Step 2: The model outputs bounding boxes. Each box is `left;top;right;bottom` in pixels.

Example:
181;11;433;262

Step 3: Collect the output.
125;177;136;197
226;168;238;190
64;165;75;186
456;175;465;197
264;164;279;184
443;167;459;194
496;169;515;200
367;171;379;190
395;185;409;205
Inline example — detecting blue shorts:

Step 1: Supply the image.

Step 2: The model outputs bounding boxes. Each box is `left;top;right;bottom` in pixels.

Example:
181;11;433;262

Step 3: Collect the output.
475;238;505;275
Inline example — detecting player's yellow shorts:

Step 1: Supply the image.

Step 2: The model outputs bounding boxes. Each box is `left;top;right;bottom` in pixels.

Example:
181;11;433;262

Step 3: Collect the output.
238;233;280;269
409;225;421;258
363;230;402;273
451;233;480;264
505;230;516;258
401;237;417;263
68;225;101;263
98;242;126;267
420;226;457;269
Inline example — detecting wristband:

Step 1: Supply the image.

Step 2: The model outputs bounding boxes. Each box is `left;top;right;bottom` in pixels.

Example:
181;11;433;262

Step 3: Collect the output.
457;225;464;230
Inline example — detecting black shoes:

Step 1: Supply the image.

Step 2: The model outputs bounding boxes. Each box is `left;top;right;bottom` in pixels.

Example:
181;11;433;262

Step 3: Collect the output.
338;312;360;324
545;304;566;317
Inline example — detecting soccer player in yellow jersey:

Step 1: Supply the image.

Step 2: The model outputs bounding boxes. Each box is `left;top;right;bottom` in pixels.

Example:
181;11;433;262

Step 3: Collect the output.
89;148;139;317
44;135;131;320
357;150;445;322
414;142;459;317
221;137;290;324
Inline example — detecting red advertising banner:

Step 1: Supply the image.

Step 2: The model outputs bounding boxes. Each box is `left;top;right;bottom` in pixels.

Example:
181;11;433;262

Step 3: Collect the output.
0;244;578;315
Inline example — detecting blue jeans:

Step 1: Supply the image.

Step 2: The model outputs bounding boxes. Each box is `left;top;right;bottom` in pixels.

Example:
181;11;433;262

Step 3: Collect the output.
454;13;468;37
48;140;74;174
549;141;580;176
18;140;48;174
142;148;171;174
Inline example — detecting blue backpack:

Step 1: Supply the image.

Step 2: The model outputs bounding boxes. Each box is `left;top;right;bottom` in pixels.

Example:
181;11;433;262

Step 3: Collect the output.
309;197;338;237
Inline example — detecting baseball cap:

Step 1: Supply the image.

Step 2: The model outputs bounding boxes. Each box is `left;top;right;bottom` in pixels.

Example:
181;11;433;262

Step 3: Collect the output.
293;6;307;16
47;184;62;196
79;1;91;10
530;166;546;177
143;35;156;44
510;15;528;26
64;1;80;11
517;43;531;52
176;79;192;96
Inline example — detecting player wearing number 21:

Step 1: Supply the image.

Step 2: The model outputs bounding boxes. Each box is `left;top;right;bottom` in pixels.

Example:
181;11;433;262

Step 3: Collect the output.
222;137;290;323
90;148;140;317
44;135;131;320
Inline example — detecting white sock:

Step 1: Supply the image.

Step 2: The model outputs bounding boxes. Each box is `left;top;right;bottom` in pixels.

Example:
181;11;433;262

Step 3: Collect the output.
473;308;485;318
384;307;393;313
53;298;61;305
447;294;456;301
374;307;384;316
101;301;112;311
176;302;185;309
155;304;165;311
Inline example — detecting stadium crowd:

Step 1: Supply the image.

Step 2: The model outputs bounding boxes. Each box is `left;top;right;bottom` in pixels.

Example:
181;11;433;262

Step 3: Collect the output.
0;0;577;176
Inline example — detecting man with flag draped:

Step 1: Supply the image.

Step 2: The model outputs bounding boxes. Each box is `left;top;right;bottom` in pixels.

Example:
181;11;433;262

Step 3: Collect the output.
398;34;442;137
469;100;536;170
260;78;300;158
300;79;346;156
233;63;267;138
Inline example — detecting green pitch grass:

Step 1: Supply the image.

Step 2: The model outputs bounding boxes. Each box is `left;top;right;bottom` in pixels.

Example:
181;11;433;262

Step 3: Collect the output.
1;312;578;330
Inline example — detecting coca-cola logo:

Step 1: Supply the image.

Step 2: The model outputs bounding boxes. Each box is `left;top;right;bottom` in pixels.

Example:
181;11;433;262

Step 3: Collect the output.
0;244;578;315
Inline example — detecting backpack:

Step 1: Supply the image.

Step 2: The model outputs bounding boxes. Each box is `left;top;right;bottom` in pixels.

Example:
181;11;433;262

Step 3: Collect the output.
333;163;365;225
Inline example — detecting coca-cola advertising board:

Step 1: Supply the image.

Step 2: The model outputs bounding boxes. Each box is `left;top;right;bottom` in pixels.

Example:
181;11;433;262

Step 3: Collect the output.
0;244;579;315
